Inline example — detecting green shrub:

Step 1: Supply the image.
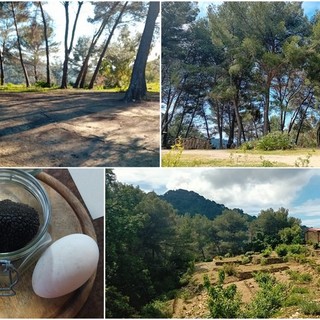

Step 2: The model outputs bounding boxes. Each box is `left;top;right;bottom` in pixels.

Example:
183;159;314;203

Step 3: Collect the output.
260;257;268;265
287;270;312;283
299;273;312;283
140;300;172;318
301;301;320;315
288;244;307;255
240;141;256;151
35;80;50;88
244;272;287;318
291;254;309;264
290;286;309;294
241;256;251;265
204;273;242;318
106;286;136;318
223;263;238;276
256;131;293;151
284;293;305;307
162;138;184;167
179;260;195;285
275;244;288;257
262;246;272;257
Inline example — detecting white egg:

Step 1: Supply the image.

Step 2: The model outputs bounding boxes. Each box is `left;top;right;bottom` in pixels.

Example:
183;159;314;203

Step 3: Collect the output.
32;233;99;298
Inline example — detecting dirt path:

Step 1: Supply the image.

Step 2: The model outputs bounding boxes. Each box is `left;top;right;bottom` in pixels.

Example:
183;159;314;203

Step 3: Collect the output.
162;149;320;167
0;91;159;167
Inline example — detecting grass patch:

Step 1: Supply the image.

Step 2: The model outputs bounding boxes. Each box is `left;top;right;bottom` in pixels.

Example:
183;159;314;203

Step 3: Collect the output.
235;147;319;156
161;147;319;167
301;301;320;316
286;270;313;283
147;81;160;93
161;153;290;167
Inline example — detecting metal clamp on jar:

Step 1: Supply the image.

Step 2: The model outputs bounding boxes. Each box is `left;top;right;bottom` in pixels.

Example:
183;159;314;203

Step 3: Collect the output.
0;169;51;296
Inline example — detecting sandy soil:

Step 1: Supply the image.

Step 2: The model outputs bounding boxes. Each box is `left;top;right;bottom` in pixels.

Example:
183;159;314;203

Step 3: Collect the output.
0;90;160;167
162;149;320;167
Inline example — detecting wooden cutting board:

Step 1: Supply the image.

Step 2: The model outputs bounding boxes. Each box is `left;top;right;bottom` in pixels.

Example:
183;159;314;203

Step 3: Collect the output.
0;172;98;318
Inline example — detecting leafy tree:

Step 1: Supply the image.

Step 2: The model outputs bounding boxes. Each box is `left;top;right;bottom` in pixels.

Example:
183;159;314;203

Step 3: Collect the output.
251;207;301;247
101;26;140;89
279;224;303;244
212;209;250;255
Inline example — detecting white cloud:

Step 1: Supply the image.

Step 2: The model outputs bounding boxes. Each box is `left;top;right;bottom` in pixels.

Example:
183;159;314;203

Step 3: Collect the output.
289;198;320;218
113;168;318;215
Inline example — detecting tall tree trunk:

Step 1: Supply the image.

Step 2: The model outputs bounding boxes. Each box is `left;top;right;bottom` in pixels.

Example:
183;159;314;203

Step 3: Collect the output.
0;50;4;85
124;1;159;101
11;2;30;87
317;124;320;148
74;2;120;88
217;103;224;149
202;104;211;140
61;2;70;89
263;75;272;135
295;106;309;145
175;110;186;140
88;2;128;89
39;2;50;86
161;87;185;147
61;1;83;89
227;108;236;148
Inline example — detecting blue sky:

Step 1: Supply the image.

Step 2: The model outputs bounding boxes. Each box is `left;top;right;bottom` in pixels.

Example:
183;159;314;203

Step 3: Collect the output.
114;168;320;228
197;1;320;19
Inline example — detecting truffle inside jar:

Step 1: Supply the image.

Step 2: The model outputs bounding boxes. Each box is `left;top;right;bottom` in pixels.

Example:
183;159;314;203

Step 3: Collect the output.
0;199;40;252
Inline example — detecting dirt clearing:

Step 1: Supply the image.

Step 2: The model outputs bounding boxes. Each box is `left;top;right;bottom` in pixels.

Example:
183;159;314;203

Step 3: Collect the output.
0;90;160;167
162;149;320;167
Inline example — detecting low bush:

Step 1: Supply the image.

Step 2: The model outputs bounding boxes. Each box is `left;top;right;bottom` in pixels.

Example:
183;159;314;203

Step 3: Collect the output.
140;300;172;318
223;263;238;276
287;270;312;283
284;293;305;307
290;286;309;294
256;131;294;151
288;244;307;255
162;138;184;167
275;244;308;258
35;80;51;88
204;272;242;318
244;272;287;318
262;246;272;257
275;244;288;257
241;256;251;265
240;141;256;151
301;301;320;316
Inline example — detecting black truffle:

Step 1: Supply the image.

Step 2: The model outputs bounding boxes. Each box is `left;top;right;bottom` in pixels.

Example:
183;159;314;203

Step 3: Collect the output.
0;199;40;252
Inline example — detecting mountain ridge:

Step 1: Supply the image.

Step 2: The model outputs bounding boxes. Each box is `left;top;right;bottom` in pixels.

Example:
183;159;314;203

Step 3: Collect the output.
159;188;254;221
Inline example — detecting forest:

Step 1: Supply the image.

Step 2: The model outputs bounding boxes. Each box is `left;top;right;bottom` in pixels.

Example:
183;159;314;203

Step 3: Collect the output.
106;170;310;318
0;1;159;100
162;2;320;149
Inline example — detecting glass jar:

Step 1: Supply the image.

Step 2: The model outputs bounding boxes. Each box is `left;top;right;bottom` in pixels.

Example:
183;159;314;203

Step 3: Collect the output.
0;169;51;296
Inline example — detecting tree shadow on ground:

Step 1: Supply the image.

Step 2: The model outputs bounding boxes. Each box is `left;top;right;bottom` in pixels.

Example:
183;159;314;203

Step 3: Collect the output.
0;91;160;167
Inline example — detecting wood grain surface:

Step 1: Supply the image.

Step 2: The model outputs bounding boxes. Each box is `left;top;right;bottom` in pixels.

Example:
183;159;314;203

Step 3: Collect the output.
0;171;98;318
